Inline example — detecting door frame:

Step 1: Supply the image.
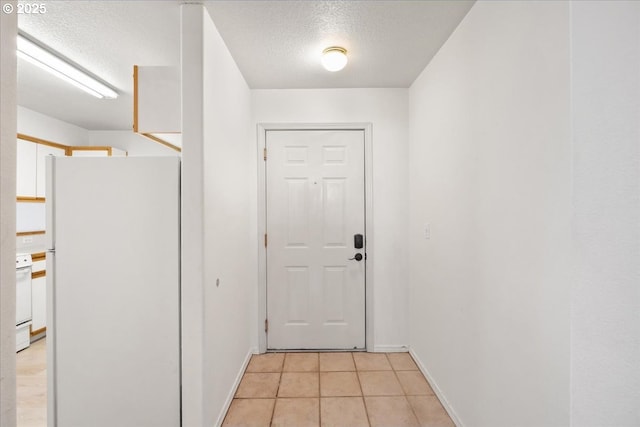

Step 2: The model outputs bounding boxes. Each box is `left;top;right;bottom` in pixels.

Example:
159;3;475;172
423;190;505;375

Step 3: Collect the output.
257;123;374;353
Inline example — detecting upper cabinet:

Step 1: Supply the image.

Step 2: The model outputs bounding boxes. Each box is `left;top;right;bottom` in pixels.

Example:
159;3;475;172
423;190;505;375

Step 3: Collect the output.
133;65;182;152
17;135;66;199
16;134;128;201
17;138;37;197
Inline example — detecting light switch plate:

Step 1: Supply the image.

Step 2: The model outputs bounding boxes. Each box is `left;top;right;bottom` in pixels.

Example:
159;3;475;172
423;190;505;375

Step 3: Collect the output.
424;223;431;240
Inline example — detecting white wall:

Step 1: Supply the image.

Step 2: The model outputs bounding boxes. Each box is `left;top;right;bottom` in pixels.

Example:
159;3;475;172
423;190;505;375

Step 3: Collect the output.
88;131;178;156
180;5;205;426
252;89;410;350
570;2;640;425
202;6;255;426
181;4;255;426
408;2;571;426
18;106;89;146
1;5;18;426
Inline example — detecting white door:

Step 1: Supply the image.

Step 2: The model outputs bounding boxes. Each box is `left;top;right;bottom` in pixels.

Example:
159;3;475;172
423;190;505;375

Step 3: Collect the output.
266;130;366;350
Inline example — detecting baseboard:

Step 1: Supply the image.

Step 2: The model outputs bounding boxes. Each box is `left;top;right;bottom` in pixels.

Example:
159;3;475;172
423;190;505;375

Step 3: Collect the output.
409;348;464;427
372;344;410;353
214;347;257;427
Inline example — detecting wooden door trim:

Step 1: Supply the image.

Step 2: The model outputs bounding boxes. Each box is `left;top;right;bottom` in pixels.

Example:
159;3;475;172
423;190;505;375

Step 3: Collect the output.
256;123;374;353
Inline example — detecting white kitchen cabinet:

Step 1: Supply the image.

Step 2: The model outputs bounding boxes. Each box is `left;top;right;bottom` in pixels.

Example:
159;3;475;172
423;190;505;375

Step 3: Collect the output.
32;259;46;272
16;203;46;233
31;276;46;334
31;270;46;335
69;146;128;157
36;144;66;198
17;136;127;202
69;147;110;157
133;66;182;152
17;138;37;197
134;66;180;133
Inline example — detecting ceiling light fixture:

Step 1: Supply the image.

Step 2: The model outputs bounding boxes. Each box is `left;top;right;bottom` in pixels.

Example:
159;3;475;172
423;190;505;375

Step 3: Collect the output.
17;33;118;99
322;47;348;72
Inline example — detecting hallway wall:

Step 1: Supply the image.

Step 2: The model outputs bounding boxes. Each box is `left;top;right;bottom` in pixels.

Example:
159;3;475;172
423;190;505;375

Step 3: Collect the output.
408;1;571;426
252;88;410;350
181;5;255;426
202;6;255;426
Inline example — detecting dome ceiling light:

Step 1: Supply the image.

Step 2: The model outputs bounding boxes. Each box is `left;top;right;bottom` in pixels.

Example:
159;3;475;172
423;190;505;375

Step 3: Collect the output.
322;47;348;72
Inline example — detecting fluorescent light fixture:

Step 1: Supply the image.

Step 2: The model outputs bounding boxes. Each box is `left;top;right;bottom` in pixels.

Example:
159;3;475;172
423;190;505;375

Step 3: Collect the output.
322;47;348;72
17;33;118;99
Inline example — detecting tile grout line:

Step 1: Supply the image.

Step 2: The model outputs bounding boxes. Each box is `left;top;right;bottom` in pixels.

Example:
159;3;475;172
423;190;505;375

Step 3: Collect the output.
274;352;323;426
316;353;321;427
355;353;373;427
269;353;286;426
391;353;423;425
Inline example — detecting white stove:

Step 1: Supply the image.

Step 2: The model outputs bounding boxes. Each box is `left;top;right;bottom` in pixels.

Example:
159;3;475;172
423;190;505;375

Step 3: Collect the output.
16;253;33;352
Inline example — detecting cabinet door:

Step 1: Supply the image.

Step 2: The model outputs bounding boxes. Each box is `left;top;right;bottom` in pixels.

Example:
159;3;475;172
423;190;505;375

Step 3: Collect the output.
32;259;46;273
135;66;181;133
31;275;46;333
17;139;37;197
36;144;67;198
70;148;109;157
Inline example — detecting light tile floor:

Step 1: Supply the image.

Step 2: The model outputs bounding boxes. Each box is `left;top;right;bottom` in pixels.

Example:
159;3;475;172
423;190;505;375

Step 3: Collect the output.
16;341;455;427
16;337;47;427
223;352;455;427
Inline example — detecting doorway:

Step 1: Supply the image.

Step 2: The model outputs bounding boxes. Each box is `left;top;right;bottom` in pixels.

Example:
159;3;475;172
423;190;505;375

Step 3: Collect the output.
257;124;374;352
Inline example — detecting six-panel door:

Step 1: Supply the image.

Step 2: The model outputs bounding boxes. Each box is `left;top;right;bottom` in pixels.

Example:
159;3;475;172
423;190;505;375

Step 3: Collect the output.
266;130;366;350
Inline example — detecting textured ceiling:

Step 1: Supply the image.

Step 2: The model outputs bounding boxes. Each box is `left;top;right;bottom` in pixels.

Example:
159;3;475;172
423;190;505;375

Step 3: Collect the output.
17;1;181;131
17;0;474;131
206;1;474;89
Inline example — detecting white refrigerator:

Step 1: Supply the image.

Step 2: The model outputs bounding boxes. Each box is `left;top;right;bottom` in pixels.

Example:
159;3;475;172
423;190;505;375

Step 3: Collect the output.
46;156;180;427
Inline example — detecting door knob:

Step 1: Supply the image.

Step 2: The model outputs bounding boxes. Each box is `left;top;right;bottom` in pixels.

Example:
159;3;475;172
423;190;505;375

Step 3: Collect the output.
349;253;363;261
